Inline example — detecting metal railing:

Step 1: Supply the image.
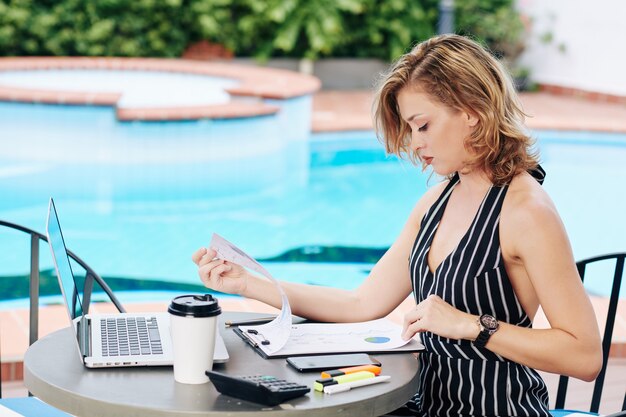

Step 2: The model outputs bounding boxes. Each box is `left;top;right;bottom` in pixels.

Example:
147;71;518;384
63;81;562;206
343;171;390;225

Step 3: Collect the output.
0;219;126;344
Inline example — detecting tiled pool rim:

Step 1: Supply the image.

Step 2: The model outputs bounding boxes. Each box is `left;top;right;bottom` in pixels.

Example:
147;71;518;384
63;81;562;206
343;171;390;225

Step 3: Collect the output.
0;57;321;121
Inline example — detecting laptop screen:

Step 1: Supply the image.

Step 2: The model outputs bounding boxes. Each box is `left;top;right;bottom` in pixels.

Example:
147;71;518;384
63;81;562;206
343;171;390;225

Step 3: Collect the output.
46;198;85;321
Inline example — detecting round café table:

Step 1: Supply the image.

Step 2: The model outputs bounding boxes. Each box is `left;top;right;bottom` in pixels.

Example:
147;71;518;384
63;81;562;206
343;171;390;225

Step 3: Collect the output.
25;312;420;417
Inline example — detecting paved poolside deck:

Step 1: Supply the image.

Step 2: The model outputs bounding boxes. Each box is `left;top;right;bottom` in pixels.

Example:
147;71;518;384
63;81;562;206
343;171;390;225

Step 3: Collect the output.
2;89;626;413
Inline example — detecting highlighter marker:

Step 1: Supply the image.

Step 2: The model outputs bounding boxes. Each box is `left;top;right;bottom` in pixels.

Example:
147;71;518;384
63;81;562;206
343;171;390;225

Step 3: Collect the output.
313;371;376;392
321;364;382;379
324;375;391;394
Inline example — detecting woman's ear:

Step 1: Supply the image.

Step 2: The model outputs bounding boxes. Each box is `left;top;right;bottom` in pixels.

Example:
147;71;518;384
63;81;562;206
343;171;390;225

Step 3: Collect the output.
465;112;479;128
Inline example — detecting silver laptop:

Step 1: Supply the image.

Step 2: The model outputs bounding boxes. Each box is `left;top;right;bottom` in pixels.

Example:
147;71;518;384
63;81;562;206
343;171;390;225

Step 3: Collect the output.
46;198;229;368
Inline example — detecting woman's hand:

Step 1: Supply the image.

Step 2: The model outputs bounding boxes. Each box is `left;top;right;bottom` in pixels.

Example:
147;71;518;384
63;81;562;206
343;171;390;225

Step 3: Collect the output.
192;247;249;295
402;294;479;341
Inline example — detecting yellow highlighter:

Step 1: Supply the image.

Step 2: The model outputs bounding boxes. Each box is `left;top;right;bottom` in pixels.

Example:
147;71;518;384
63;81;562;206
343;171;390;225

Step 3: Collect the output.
313;371;376;392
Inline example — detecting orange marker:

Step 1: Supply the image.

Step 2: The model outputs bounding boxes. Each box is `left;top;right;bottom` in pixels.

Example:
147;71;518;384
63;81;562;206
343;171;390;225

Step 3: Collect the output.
321;365;381;379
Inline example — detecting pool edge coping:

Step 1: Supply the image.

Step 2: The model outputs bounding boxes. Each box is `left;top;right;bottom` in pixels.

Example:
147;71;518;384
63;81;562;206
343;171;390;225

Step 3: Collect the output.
0;57;321;121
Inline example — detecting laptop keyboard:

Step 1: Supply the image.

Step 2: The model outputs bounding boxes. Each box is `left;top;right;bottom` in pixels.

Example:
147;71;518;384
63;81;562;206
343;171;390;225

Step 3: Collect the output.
100;317;163;357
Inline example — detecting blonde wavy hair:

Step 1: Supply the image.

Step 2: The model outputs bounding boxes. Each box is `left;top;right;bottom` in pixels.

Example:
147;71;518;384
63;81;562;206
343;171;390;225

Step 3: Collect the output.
373;34;538;186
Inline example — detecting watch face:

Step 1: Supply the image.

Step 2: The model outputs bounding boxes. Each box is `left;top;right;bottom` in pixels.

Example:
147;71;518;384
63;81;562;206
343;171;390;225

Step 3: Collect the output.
480;314;499;331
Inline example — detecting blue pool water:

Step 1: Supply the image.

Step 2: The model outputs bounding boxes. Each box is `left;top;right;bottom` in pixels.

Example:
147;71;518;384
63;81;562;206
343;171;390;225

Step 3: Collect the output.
1;102;625;303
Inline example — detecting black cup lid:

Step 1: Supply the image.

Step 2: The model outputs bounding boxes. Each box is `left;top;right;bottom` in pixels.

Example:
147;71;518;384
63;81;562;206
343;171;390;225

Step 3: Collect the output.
168;294;221;318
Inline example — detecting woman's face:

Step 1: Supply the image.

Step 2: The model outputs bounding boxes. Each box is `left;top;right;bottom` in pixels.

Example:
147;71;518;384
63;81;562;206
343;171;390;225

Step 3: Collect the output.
396;86;477;176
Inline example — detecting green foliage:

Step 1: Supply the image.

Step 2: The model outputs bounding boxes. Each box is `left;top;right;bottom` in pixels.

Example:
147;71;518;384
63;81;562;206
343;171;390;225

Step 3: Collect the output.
185;0;239;51
455;0;526;64
234;0;366;60
334;0;438;60
0;0;526;61
0;0;210;56
232;0;437;61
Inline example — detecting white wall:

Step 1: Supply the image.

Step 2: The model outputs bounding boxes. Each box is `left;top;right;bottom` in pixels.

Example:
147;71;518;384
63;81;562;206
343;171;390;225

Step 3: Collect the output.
517;0;626;96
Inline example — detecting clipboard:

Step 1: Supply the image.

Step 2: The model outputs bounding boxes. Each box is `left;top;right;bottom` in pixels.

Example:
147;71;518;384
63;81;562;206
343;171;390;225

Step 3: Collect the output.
232;320;425;359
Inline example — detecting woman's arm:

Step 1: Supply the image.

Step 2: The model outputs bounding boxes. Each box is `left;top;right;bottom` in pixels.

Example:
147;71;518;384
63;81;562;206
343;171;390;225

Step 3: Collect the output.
194;181;448;323
483;192;602;380
401;184;603;381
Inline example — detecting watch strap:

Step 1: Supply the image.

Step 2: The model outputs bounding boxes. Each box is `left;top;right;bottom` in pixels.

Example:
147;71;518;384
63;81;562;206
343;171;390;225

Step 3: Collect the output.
473;329;490;348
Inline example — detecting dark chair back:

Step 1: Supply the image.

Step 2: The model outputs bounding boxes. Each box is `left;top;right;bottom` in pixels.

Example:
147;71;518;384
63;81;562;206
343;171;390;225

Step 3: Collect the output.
0;220;125;398
554;253;625;413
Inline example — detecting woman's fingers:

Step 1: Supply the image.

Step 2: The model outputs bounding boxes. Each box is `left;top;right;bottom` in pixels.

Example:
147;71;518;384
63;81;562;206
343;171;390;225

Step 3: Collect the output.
209;263;231;282
197;250;219;267
192;247;218;265
402;296;442;340
402;319;427;340
193;247;244;294
402;320;425;340
198;259;227;287
191;247;207;265
401;295;473;340
402;305;423;340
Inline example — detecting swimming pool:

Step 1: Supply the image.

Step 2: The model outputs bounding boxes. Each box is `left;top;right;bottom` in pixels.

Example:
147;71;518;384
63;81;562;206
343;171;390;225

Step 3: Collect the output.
0;106;625;303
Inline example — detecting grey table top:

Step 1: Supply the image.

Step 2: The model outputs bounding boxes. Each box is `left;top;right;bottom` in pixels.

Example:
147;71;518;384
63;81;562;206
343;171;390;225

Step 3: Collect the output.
24;312;420;417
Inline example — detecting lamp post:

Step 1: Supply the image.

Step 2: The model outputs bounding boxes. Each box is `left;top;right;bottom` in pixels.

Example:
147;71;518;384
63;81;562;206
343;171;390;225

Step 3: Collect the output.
438;0;455;34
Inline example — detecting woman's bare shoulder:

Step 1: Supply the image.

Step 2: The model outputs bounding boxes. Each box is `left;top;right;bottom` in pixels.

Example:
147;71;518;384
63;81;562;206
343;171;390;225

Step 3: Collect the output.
506;171;556;216
502;171;565;254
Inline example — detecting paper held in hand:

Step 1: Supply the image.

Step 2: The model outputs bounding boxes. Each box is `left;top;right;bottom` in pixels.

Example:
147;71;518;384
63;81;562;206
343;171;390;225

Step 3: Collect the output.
210;233;291;355
209;233;424;358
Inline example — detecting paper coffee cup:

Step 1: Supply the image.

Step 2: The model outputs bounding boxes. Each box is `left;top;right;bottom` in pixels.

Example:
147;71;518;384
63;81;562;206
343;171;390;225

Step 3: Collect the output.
168;294;221;384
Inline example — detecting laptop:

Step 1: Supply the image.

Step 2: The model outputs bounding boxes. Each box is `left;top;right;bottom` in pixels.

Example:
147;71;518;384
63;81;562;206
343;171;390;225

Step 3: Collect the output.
46;198;229;368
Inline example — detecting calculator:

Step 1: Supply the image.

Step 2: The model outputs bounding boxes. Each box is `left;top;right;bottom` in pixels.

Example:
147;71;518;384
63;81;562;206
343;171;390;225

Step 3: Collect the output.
206;370;311;406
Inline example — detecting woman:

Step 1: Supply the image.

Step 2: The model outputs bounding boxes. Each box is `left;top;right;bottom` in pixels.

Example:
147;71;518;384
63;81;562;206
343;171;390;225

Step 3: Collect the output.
192;34;602;416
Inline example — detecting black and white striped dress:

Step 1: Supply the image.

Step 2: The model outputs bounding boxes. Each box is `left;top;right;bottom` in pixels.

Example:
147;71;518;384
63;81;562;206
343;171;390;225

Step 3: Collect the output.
409;167;551;417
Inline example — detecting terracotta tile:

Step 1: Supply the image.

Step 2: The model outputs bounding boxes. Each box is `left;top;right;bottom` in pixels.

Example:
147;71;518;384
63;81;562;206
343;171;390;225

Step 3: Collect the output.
13;362;23;381
1;363;12;382
587;92;601;102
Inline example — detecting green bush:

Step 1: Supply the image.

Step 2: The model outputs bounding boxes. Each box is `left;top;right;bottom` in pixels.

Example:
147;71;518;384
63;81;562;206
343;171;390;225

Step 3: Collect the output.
236;0;522;62
333;0;438;60
455;0;526;64
232;0;366;60
0;0;227;57
0;0;524;62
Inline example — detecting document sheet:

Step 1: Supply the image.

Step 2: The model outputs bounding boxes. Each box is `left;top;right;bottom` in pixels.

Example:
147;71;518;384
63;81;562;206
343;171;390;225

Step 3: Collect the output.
258;318;421;357
210;233;291;354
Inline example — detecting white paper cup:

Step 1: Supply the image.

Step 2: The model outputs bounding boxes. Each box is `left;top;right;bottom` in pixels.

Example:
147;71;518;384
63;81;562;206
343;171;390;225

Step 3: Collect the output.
168;294;221;384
